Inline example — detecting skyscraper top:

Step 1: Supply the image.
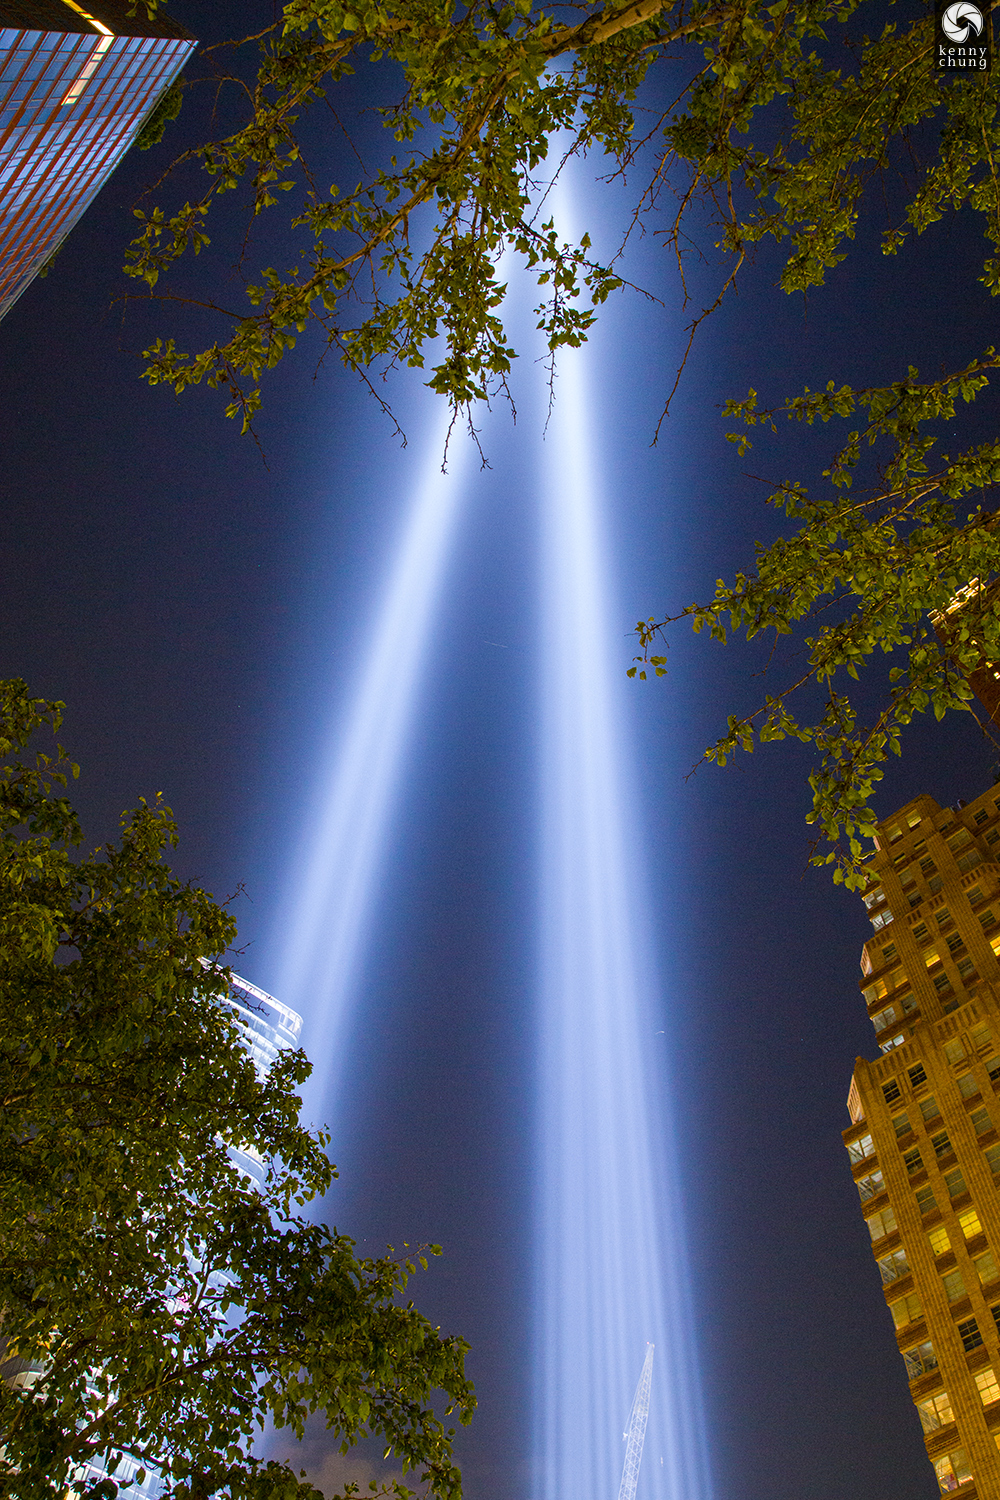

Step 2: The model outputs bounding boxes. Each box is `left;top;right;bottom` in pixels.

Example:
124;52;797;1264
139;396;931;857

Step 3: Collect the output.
0;0;191;40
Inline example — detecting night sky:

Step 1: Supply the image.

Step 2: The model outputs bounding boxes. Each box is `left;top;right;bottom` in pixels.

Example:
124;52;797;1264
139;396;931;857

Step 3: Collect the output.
2;5;999;1498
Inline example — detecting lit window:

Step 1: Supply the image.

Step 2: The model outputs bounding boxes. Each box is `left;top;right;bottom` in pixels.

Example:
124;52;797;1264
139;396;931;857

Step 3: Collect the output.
858;1171;885;1202
945;1038;967;1064
847;1134;875;1165
868;1207;898;1241
872;1006;897;1034
958;1317;983;1352
903;1339;937;1379
893;1112;912;1137
910;1064;928;1089
918;1390;955;1433
976;1368;1000;1405
904;1148;924;1175
942;1268;966;1302
992;932;1000;959
873;908;894;930
959;1073;980;1098
864;883;884;909
931;1131;953;1158
945;1168;967;1199
959;1208;983;1239
890;1292;922;1328
884;1078;902;1105
928;1226;951;1257
887;824;904;843
880;1249;910;1285
882;1033;906;1052
972;1107;994;1135
917;1185;938;1215
908;812;924;829
974;1250;999;1286
933;1447;973;1491
925;949;943;969
920;1096;941;1122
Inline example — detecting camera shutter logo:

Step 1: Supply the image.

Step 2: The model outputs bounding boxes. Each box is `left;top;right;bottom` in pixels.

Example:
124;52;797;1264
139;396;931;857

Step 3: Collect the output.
942;1;984;42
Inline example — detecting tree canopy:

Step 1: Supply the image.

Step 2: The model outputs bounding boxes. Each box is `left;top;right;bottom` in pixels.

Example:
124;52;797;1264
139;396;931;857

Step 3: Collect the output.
123;0;1000;873
0;679;473;1500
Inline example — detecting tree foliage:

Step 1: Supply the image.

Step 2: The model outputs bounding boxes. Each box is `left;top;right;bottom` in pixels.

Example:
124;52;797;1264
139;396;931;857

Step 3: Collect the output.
0;679;473;1500
124;0;1000;868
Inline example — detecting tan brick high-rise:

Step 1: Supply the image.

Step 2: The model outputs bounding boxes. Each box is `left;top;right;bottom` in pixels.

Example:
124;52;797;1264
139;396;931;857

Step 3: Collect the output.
846;784;1000;1493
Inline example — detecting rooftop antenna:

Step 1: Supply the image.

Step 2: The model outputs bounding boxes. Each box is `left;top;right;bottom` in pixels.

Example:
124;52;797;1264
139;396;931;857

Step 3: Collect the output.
617;1344;654;1500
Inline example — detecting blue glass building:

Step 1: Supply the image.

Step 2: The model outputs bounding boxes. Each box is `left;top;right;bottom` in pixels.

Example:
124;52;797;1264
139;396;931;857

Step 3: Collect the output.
0;0;194;318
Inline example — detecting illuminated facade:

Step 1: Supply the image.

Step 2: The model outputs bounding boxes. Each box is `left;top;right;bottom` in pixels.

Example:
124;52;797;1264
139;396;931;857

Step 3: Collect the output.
0;0;194;320
845;785;1000;1493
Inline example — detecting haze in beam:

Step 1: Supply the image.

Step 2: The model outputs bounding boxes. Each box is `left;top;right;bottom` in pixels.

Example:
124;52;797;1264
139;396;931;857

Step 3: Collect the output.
273;410;470;1114
535;177;713;1500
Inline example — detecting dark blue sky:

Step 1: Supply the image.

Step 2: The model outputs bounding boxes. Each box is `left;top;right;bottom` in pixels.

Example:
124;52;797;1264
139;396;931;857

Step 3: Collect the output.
3;5;998;1497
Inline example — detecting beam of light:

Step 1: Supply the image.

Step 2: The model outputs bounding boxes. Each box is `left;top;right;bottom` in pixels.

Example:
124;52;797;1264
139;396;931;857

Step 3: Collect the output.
273;408;469;1112
535;179;714;1500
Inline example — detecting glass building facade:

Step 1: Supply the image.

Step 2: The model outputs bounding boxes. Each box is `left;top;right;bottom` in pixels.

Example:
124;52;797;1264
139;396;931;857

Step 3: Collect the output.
0;0;194;319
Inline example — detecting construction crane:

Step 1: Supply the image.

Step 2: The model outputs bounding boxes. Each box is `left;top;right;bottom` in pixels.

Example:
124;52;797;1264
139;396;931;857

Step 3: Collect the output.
617;1344;654;1500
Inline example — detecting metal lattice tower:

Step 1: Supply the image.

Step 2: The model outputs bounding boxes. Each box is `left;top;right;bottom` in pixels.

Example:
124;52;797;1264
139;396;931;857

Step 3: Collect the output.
616;1345;654;1500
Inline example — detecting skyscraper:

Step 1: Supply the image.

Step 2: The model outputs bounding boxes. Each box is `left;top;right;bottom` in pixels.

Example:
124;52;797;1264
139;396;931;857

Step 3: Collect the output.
846;783;1000;1493
0;0;194;319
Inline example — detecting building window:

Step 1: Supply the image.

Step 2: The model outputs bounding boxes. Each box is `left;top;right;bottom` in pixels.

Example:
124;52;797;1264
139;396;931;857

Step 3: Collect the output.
988;829;1000;846
903;1339;938;1379
934;972;955;994
920;1096;941;1122
972;1107;994;1136
968;888;986;909
882;942;898;962
872;908;894;930
944;1168;967;1199
880;1249;910;1285
931;1131;952;1158
959;1073;980;1098
986;1055;1000;1085
882;1033;906;1052
910;1064;928;1089
958;957;978;983
958;849;983;874
913;923;930;943
991;1303;1000;1337
921;857;937;876
868;1207;898;1241
958;1317;983;1352
917;1185;938;1215
986;1145;1000;1176
945;1037;967;1064
884;1078;902;1105
858;1171;885;1202
933;1448;973;1491
975;809;989;826
938;910;954;932
847;1134;875;1165
980;909;998;931
930;874;944;893
893;1111;912;1137
887;824;904;843
975;1368;1000;1405
908;812;924;829
918;1390;955;1433
928;1225;951;1257
864;883;885;909
873;1006;897;1034
959;1208;983;1239
972;1022;995;1050
949;829;974;852
974;1250;999;1286
926;948;943;970
904;1148;924;1175
941;1268;966;1302
890;1292;922;1329
946;932;966;955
